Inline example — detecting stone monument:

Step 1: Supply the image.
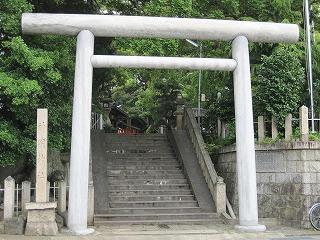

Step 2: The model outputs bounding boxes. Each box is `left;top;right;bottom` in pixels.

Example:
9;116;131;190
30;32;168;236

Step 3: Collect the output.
25;109;58;236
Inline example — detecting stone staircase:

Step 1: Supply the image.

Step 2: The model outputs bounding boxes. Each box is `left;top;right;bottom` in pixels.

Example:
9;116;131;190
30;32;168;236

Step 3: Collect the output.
92;133;221;225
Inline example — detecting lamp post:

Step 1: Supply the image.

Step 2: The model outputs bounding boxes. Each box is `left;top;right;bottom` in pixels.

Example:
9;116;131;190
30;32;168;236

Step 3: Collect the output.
304;0;315;132
186;39;202;128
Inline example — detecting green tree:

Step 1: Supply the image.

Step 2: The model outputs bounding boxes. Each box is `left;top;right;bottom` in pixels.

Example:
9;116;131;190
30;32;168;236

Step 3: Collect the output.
253;45;305;127
0;0;103;167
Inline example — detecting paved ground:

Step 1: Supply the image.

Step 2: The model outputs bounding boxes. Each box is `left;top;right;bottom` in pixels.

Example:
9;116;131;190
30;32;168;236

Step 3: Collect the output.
1;222;320;239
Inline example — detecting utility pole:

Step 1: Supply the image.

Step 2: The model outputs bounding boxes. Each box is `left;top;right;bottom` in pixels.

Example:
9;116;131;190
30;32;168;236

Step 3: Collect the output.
186;39;203;128
304;0;315;132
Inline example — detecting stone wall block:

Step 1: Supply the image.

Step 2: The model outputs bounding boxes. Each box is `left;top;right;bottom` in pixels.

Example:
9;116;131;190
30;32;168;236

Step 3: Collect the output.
286;161;297;173
314;150;320;160
259;173;276;183
302;184;311;195
296;161;305;173
302;173;317;184
275;173;291;183
306;161;320;172
286;150;300;161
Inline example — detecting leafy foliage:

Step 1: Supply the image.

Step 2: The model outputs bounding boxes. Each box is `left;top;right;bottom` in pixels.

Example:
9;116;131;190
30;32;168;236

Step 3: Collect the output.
253;46;305;128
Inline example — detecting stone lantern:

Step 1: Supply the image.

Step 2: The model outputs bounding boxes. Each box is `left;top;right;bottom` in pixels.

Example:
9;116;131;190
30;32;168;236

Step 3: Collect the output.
100;97;113;127
174;93;184;130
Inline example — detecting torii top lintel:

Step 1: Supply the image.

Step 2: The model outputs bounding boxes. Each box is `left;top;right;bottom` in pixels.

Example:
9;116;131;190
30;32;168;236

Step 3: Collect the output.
22;13;299;44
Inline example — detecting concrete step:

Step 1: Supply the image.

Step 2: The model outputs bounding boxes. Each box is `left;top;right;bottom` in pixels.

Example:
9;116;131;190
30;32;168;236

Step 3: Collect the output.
104;138;169;143
105;153;176;157
98;206;205;214
94;218;220;225
107;166;182;170
109;195;195;202
108;184;190;190
108;189;193;196
94;212;219;222
107;174;186;179
109;179;188;185
106;162;180;167
106;150;174;154
109;200;198;208
107;169;183;175
105;141;172;149
105;157;178;161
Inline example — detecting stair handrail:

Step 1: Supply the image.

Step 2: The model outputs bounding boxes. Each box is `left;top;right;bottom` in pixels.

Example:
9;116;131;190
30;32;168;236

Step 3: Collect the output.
184;107;218;184
184;107;235;218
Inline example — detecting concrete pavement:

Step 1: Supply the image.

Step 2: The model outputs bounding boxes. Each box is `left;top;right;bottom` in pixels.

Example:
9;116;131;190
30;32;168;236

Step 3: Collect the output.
1;222;320;239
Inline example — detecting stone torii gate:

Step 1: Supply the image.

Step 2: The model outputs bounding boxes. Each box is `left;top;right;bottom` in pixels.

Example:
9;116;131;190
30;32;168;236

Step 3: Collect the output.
22;13;299;234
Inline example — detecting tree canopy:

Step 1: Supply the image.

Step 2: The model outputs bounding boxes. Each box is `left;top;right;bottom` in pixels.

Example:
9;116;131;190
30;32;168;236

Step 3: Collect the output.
0;0;319;166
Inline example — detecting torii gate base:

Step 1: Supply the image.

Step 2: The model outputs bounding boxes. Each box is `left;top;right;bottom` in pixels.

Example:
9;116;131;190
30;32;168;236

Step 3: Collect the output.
22;13;299;235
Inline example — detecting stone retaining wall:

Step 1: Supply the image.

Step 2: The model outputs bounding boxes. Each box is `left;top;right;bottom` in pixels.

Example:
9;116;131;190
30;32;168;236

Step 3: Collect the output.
217;142;320;228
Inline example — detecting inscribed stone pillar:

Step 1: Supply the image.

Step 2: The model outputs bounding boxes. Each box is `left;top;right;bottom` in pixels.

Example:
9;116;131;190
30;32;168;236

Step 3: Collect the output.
232;36;265;232
299;106;309;141
285;114;292;141
271;116;278;140
25;109;58;236
4;176;15;220
36;109;48;202
258;116;265;143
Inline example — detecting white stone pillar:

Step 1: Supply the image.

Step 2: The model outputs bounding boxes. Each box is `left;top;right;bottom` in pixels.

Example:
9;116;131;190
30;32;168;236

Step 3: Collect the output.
67;30;94;235
58;181;67;213
232;36;266;232
221;122;226;139
217;118;222;137
22;181;31;215
87;185;94;226
271;116;278;140
257;116;265;143
4;176;15;219
285;114;292;141
299;105;309;141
